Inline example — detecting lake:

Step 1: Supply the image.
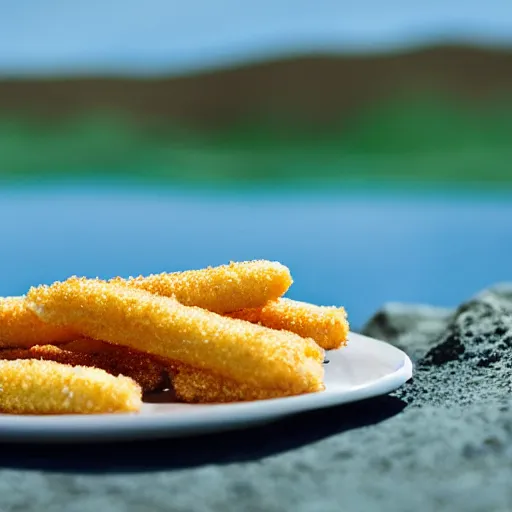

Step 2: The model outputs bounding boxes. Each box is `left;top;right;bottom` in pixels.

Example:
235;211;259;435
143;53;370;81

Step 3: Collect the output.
1;186;511;328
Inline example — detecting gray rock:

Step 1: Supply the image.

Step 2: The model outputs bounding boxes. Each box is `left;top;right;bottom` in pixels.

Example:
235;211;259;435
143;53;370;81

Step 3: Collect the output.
397;285;512;408
361;302;453;361
479;282;512;303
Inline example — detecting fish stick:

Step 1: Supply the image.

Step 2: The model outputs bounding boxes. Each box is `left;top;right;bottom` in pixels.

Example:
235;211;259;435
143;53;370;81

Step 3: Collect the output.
0;297;77;349
26;278;325;394
227;298;349;350
56;340;169;393
0;342;168;393
58;341;283;402
0;359;141;414
111;260;292;314
61;338;119;354
169;363;309;403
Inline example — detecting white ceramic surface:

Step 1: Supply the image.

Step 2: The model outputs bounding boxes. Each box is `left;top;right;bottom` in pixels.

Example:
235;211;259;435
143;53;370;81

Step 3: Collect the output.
0;332;412;443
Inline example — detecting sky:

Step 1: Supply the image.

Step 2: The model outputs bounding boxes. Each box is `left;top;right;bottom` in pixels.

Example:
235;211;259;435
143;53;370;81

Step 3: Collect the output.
1;0;512;77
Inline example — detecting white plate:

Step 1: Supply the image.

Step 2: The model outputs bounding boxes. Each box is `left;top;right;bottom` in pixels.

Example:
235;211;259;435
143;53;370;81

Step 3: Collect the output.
0;332;412;443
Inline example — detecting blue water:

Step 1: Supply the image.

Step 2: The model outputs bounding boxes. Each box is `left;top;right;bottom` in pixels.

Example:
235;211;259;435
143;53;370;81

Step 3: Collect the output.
1;187;511;328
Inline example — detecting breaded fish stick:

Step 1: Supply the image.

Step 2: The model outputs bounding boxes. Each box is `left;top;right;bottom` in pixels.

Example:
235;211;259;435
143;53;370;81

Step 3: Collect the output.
112;260;292;314
0;342;167;393
228;298;349;350
169;363;308;403
0;359;141;414
27;278;324;394
0;297;77;348
61;338;120;354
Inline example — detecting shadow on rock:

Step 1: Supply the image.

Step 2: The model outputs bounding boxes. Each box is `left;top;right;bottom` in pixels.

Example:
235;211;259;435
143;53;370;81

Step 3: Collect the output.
0;395;406;473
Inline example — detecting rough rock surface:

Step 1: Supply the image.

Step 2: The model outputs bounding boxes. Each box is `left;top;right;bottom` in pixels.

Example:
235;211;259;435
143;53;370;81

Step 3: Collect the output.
2;286;512;512
362;302;453;362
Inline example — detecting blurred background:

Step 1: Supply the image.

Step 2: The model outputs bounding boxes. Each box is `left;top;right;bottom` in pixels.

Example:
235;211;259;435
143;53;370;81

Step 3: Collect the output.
1;0;512;328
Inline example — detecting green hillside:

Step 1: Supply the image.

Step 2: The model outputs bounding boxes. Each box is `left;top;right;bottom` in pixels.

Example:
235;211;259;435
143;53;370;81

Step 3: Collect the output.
1;96;511;187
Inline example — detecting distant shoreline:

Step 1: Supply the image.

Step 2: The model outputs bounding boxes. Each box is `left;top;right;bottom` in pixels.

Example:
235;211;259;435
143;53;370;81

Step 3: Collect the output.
3;177;512;197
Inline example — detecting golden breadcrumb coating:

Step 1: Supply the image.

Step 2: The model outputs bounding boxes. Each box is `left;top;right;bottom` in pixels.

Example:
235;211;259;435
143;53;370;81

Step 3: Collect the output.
26;278;324;394
169;362;319;403
0;341;167;393
0;359;141;414
0;297;77;349
112;260;292;314
228;298;349;350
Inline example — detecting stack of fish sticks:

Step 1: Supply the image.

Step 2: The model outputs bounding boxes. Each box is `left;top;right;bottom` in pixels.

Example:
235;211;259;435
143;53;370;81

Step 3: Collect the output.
0;261;349;414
